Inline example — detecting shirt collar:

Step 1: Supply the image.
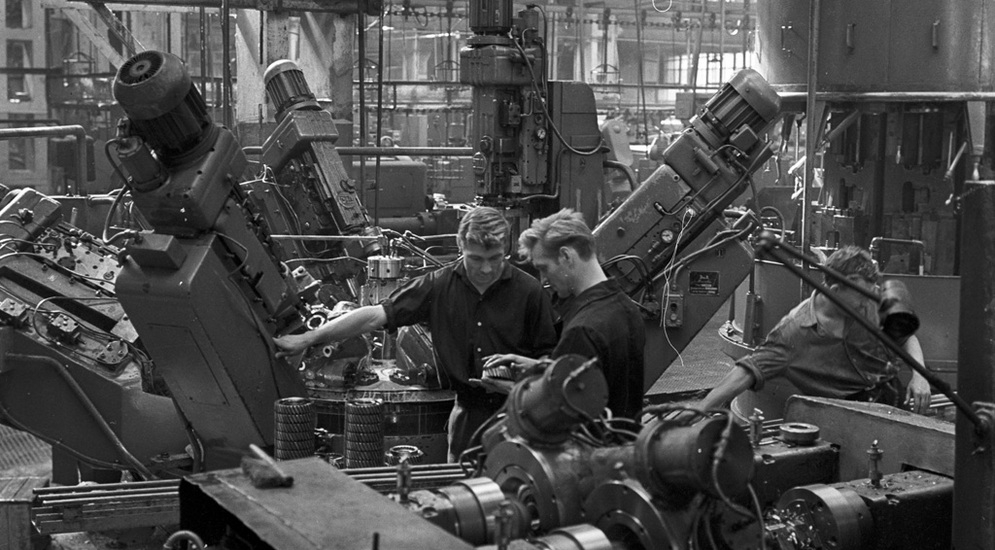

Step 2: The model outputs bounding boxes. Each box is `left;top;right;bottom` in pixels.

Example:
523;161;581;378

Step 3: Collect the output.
797;291;820;328
453;259;514;282
560;279;620;313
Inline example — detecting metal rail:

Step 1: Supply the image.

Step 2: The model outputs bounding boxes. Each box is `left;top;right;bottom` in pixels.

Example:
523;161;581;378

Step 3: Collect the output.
32;480;180;535
0;125;87;195
27;462;465;534
242;145;473;157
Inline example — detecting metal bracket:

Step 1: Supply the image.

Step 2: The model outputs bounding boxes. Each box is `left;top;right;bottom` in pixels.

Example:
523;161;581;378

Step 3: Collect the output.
972;401;995;454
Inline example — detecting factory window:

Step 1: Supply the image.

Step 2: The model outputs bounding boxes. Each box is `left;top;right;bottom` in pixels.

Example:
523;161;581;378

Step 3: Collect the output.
6;40;33;102
5;0;30;28
7;113;35;171
556;43;576;80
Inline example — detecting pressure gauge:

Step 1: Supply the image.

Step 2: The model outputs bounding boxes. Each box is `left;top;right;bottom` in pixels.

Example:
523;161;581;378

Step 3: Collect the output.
660;229;676;244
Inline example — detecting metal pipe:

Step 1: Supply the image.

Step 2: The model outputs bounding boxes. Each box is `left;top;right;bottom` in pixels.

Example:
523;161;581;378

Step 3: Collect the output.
944;140;969;182
242;146;473;157
36;480;179;493
0;125;87;195
7;353;157;479
220;0;232;129
801;0;820;265
340;146;474;157
270;234;381;241
604;159;638;192
776;91;995;102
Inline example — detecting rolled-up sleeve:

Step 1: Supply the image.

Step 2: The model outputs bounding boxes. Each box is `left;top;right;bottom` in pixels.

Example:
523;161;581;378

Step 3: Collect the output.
736;327;794;392
382;273;434;331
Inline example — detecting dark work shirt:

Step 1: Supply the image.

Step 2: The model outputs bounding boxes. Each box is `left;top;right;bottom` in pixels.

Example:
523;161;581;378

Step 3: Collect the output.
552;279;645;418
382;260;558;404
738;293;901;399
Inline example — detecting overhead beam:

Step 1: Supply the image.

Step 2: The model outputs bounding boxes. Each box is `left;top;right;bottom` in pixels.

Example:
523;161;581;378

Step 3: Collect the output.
57;0;379;14
87;1;144;55
50;2;128;67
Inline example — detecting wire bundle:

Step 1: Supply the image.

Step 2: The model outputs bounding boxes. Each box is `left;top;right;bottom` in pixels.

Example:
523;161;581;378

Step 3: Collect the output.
345;398;386;468
274;397;316;460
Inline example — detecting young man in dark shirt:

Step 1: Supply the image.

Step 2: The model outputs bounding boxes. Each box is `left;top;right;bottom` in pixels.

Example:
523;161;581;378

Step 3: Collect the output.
274;207;558;460
483;208;646;419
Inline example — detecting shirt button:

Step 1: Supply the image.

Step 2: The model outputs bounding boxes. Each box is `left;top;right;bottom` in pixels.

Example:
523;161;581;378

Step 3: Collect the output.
477;322;482;327
477;348;482;352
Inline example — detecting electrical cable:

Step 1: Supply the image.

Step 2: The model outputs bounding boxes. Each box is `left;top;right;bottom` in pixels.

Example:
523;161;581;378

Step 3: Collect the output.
747;483;769;549
511;38;606;157
102;186;132;244
659;209;692;369
7;352;157;479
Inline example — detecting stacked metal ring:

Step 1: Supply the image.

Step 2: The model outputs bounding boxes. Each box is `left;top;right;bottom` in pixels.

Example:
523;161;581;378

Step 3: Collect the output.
384;444;424;466
345;398;385;468
274;397;316;460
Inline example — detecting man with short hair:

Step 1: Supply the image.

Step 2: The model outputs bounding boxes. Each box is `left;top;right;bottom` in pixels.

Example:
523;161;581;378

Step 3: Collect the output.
484;208;646;419
274;206;558;460
696;245;932;413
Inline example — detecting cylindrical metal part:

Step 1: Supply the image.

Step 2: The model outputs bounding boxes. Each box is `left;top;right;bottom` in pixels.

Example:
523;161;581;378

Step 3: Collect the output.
113;51;213;162
878;279;920;341
274;397;316;460
114;138;166;192
367;256;403;280
775;485;872;550
263;59;321;123
406;477;525;545
501;355;608;445
778;422;821;446
345;398;385;468
690;68;782;150
436;478;510;544
385;444;424;466
474;525;612;550
468;0;513;34
634;416;754;500
757;0;995;93
583;479;684;549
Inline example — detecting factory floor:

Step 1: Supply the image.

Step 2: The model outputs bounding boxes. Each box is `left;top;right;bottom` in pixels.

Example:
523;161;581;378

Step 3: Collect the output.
0;310;733;548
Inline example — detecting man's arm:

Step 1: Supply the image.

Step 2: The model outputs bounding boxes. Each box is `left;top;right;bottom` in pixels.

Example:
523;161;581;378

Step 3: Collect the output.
274;305;388;356
902;334;932;414
698;365;757;411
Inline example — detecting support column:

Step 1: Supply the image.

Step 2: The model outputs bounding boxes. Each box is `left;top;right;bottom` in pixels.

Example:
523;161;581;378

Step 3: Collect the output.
953;179;995;549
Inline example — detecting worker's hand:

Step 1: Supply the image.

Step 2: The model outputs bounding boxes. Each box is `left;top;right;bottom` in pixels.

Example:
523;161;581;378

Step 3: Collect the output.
905;373;932;415
482;353;540;372
273;332;316;358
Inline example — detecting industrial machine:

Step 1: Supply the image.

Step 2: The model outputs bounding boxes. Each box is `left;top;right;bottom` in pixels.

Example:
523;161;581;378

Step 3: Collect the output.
4;0;995;546
719;0;992;423
460;0;608;226
594;68;781;391
0;186;191;479
0;46;785;478
107;50;310;471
